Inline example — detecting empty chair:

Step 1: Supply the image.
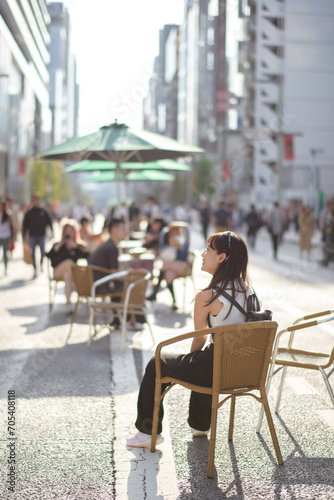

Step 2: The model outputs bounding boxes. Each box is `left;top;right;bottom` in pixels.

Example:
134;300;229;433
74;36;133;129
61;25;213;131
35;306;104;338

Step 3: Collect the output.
257;309;334;433
66;264;120;342
89;269;154;351
150;321;283;478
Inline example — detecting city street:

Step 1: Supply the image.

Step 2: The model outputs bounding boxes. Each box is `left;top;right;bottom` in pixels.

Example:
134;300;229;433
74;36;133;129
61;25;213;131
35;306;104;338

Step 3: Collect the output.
1;222;334;499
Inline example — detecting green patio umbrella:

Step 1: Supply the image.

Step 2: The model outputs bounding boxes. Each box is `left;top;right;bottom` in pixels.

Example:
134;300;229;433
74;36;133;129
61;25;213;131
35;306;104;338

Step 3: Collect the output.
84;169;175;183
36;121;203;163
64;158;191;174
36;121;201;205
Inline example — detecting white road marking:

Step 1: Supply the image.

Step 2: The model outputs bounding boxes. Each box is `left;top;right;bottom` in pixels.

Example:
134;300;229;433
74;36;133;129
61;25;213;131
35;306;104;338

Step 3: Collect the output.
286;376;317;395
317;410;334;430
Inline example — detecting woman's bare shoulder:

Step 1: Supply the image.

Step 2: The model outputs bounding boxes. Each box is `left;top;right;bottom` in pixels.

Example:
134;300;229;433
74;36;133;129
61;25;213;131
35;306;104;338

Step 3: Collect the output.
195;288;214;304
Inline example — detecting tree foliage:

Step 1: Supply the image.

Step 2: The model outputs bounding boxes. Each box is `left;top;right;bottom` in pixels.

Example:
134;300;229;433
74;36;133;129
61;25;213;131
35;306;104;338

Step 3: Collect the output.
193;156;215;200
28;160;72;202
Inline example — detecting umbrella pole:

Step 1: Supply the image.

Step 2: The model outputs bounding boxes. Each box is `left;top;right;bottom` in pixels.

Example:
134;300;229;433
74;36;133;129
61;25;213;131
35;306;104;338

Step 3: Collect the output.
116;162;121;212
124;179;130;238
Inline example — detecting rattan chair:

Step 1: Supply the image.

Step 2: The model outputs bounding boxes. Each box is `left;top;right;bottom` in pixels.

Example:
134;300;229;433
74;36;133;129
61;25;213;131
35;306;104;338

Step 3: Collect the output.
257;309;334;432
89;269;154;351
65;264;120;343
150;321;283;478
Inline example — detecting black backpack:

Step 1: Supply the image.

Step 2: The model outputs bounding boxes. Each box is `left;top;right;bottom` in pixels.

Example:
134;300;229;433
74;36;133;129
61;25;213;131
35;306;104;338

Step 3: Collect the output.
219;289;272;322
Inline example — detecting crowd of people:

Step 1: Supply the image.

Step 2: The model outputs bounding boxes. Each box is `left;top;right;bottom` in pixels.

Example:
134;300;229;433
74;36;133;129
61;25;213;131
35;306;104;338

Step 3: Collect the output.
1;191;334;293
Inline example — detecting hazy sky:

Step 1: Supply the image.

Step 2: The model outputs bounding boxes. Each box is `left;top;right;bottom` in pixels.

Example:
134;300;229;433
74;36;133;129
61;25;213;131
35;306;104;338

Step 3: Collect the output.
64;0;184;135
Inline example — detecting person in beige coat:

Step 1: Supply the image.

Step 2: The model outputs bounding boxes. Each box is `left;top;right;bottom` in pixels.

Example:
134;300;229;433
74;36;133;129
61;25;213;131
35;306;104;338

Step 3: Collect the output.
298;205;315;259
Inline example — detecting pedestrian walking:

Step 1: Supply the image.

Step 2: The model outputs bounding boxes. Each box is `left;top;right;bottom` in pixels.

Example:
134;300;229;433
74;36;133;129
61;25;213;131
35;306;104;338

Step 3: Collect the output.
212;200;231;233
22;193;53;278
127;230;255;448
319;200;334;244
6;194;19;241
267;202;285;260
46;219;89;313
298;205;315;259
198;201;211;243
321;209;334;266
244;204;262;249
0;198;16;275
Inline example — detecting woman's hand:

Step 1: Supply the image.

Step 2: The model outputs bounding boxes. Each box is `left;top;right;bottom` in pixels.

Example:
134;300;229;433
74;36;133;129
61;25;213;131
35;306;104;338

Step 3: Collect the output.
65;239;77;250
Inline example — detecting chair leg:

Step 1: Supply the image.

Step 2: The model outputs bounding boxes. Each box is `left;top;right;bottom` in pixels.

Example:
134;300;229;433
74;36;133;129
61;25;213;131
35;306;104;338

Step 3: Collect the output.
65;301;79;344
131;312;136;327
207;392;219;478
49;280;52;311
228;396;236;441
120;312;128;352
275;366;288;413
183;277;187;311
145;313;155;345
150;379;162;453
256;360;278;433
49;281;57;312
88;307;94;346
319;366;334;406
260;389;283;465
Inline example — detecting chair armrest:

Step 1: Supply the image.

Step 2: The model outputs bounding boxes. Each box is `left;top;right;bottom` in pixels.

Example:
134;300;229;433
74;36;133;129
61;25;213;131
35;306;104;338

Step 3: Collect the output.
293;309;334;326
277;313;334;350
89;264;118;274
155;327;214;379
91;270;128;300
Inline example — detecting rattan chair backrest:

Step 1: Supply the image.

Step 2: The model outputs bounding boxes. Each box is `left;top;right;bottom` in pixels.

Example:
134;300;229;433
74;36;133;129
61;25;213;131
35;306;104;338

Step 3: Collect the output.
71;264;94;297
121;269;150;307
213;321;278;392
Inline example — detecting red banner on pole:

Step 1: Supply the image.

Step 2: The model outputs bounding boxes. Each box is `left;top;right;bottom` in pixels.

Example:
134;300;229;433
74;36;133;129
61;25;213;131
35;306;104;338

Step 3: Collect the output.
18;158;26;176
283;135;294;160
222;161;231;180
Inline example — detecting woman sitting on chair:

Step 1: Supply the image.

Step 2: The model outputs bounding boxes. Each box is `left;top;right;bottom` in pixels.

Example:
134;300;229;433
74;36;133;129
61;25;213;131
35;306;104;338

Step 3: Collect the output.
146;222;191;310
127;231;254;448
47;219;89;312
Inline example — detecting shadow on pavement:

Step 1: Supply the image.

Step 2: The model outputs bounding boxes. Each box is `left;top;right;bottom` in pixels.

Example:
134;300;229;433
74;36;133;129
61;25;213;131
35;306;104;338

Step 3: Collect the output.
6;301;94;335
0;278;30;290
154;310;191;329
271;414;334;493
0;335;112;398
176;439;248;499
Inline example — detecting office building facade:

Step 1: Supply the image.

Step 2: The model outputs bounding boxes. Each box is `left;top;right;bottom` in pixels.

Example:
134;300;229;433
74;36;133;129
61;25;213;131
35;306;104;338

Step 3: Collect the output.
243;0;334;210
0;0;52;198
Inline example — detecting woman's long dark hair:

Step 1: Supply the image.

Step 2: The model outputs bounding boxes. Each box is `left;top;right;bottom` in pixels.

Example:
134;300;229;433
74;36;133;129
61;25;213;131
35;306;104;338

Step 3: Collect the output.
204;231;251;318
